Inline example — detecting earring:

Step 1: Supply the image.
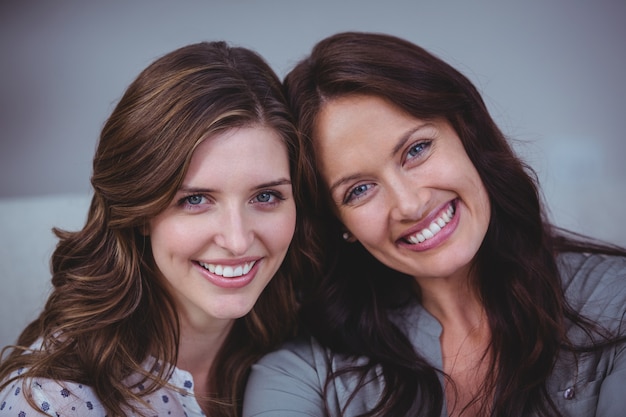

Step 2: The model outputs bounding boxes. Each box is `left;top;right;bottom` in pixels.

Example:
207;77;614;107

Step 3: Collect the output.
342;232;352;241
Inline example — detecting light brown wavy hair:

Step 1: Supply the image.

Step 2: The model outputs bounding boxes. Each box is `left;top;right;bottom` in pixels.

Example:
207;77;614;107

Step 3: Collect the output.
0;41;318;417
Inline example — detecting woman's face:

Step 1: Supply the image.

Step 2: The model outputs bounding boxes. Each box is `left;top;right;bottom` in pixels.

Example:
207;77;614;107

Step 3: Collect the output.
148;126;296;330
314;95;490;282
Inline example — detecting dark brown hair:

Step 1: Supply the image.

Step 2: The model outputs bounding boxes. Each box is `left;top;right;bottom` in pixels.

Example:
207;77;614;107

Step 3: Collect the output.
284;31;626;417
0;41;318;417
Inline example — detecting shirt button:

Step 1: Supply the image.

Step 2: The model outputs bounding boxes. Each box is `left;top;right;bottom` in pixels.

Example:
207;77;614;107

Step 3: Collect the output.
563;387;575;400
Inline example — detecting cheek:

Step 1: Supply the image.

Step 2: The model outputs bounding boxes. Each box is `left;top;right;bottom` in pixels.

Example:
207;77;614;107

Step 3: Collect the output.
341;206;386;243
476;184;491;227
149;217;197;260
261;207;297;252
457;166;491;235
464;167;490;212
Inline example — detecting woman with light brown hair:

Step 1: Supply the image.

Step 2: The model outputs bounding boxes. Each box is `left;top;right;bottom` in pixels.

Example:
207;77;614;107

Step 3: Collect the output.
243;31;626;417
0;40;317;416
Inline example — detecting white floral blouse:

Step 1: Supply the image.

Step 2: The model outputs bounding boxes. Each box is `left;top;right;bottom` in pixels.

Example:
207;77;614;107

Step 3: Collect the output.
0;356;205;417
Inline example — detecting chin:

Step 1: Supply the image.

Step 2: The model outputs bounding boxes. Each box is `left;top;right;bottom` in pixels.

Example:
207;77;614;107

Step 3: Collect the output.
212;303;256;320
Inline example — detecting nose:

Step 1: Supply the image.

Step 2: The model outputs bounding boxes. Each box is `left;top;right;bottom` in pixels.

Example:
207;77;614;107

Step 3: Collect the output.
214;206;254;255
388;174;428;222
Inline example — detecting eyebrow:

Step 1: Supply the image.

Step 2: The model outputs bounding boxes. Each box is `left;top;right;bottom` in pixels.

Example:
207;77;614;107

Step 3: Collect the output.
391;123;432;156
328;123;432;195
254;178;292;189
179;178;292;194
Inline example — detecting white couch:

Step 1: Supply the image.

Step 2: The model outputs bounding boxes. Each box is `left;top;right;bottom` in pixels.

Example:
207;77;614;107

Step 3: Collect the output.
0;194;91;347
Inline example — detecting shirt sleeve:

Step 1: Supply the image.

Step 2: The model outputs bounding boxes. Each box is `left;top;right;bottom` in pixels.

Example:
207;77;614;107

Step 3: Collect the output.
243;339;327;417
596;339;626;417
588;254;626;417
0;375;106;416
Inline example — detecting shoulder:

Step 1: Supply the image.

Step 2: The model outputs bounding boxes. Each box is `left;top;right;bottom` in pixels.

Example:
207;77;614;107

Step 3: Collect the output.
558;252;626;318
559;252;626;303
0;372;105;416
558;251;626;283
0;341;105;415
0;365;204;417
243;336;329;416
550;252;626;415
251;336;328;384
245;335;391;416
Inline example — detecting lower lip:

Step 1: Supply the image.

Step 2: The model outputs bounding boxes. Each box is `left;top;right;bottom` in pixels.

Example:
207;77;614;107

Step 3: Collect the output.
399;201;460;252
194;261;260;289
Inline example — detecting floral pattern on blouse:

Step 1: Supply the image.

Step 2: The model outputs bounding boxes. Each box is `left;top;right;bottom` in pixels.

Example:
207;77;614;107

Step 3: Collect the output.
0;361;205;416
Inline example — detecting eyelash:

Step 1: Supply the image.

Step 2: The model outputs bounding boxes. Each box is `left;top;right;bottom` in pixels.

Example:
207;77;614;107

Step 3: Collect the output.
252;190;286;206
177;194;209;210
177;190;286;210
343;183;373;205
405;140;432;164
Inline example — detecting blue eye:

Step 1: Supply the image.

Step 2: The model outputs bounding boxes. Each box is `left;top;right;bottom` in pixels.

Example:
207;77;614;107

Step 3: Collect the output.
177;194;210;210
252;191;285;205
353;184;369;196
256;192;273;203
344;183;373;204
406;140;431;161
185;195;205;205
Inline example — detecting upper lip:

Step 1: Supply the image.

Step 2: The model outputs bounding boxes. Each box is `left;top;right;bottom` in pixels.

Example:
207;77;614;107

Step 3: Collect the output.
397;199;456;243
196;255;260;265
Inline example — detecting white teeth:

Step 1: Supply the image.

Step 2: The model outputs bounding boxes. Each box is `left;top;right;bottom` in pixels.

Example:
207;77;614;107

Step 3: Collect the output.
406;203;456;244
198;261;255;277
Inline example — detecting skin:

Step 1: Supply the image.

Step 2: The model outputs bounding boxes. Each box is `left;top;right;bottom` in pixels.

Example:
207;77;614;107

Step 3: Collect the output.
148;125;296;395
314;95;493;414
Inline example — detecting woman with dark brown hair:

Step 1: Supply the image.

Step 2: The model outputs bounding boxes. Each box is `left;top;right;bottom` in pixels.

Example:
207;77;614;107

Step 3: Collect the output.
243;32;626;417
0;40;317;416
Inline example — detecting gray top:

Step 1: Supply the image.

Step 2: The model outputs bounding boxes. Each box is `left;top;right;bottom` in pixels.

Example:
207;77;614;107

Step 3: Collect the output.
243;252;626;417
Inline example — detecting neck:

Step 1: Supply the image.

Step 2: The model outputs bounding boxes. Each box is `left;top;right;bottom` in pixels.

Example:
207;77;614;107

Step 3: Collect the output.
176;318;234;395
415;270;492;416
416;270;484;331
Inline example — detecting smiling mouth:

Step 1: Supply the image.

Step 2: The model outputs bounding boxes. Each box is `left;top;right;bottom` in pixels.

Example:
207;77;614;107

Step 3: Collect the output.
404;201;456;244
197;261;256;277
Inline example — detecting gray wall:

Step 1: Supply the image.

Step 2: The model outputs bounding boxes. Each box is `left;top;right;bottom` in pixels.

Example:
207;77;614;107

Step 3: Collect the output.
1;1;625;346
